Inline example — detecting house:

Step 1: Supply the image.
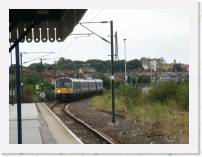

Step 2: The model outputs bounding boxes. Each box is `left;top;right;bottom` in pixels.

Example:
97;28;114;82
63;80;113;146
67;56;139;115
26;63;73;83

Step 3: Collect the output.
140;57;165;71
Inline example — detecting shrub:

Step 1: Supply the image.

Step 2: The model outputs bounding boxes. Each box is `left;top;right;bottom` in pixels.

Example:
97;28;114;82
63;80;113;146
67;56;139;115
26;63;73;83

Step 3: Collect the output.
118;83;142;109
43;80;55;101
23;85;35;102
137;75;151;83
148;81;178;103
176;81;189;111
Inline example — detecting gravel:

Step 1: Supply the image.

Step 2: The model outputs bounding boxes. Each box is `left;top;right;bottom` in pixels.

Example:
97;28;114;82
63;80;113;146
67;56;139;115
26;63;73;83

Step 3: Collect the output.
66;98;171;144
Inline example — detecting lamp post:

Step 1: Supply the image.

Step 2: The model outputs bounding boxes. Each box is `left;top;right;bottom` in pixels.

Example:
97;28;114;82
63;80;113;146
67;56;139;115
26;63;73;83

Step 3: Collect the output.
123;39;127;84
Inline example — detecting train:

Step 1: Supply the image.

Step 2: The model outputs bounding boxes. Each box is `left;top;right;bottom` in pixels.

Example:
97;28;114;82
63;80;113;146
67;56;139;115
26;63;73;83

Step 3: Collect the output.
55;77;103;100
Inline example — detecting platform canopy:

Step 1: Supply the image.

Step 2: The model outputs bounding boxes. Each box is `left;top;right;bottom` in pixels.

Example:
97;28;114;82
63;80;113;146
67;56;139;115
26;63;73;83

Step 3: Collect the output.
9;9;87;43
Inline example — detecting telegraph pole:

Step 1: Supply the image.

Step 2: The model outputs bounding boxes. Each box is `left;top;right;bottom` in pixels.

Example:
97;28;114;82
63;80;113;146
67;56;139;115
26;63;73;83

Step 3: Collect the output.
110;21;115;123
79;20;115;123
15;44;22;144
55;61;57;80
20;52;23;98
40;58;43;92
115;31;119;61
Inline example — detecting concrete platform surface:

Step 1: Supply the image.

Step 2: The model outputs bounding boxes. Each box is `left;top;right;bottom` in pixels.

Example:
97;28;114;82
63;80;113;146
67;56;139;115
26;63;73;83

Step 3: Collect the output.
9;103;82;144
37;103;82;144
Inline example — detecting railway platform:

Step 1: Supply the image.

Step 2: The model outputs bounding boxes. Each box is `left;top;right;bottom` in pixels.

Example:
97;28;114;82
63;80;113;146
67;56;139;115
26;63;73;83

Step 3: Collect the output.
9;103;82;144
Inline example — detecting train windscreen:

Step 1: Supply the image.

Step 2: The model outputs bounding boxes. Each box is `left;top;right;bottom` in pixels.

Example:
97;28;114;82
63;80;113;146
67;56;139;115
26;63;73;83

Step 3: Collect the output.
56;81;72;88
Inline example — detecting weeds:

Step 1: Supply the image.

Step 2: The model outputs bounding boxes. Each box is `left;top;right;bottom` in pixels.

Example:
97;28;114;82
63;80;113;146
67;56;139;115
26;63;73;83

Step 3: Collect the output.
90;81;189;143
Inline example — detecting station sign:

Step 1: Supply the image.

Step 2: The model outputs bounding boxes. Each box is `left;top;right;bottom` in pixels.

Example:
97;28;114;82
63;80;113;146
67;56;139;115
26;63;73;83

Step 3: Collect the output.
40;92;46;99
36;85;39;90
9;89;15;96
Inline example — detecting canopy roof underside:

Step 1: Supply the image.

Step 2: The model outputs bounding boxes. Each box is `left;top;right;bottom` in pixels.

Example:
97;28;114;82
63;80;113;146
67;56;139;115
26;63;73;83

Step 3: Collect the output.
9;9;87;43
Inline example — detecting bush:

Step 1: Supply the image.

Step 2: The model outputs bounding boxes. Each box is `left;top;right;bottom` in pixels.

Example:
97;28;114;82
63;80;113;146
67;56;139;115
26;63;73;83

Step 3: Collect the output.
176;81;189;111
148;81;178;103
137;75;151;83
23;85;35;102
148;81;189;111
118;83;142;109
43;80;55;101
91;80;189;143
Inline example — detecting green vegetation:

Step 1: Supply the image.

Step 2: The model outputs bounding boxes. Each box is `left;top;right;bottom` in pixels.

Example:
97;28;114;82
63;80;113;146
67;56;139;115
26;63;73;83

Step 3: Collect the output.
43;58;143;73
137;74;151;83
9;71;54;103
90;80;189;143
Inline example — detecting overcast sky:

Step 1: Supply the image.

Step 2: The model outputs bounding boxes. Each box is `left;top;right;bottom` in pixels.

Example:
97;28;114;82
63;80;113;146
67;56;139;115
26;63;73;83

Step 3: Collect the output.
17;9;191;66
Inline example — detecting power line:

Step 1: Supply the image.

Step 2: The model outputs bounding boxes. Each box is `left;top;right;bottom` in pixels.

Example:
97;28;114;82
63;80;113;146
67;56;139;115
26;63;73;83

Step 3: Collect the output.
23;53;55;64
21;10;105;65
55;9;104;55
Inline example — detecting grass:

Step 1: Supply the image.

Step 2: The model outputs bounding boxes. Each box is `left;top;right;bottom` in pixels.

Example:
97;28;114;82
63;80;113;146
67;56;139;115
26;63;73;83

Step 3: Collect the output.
90;81;189;144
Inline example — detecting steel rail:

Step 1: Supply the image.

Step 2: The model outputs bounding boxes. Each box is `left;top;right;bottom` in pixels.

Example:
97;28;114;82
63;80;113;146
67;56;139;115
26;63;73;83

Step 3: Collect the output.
50;102;113;144
62;104;114;144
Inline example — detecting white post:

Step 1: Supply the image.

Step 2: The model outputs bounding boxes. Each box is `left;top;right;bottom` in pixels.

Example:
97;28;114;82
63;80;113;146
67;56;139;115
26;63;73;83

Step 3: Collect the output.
124;39;127;83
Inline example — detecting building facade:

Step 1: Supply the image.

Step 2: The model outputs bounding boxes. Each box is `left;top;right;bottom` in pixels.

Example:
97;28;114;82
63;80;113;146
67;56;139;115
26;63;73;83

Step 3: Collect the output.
140;57;165;71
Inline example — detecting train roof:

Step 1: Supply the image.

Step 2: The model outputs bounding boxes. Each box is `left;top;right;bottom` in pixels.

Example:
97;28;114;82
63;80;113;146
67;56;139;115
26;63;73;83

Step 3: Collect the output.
56;77;103;82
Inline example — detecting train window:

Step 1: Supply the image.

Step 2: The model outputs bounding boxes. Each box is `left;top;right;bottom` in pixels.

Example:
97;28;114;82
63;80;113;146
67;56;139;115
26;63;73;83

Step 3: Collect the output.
89;82;92;89
64;82;72;87
85;82;88;89
56;82;63;87
84;82;86;89
77;82;80;90
56;82;71;88
94;82;96;89
73;82;76;90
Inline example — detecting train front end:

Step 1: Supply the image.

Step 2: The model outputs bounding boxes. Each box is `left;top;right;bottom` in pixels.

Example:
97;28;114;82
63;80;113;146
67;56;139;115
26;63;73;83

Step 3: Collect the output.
55;78;73;100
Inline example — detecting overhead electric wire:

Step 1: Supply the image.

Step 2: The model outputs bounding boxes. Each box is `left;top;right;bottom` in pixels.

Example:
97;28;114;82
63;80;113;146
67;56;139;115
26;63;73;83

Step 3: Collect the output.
22;10;105;66
23;53;55;64
80;23;110;44
55;9;104;55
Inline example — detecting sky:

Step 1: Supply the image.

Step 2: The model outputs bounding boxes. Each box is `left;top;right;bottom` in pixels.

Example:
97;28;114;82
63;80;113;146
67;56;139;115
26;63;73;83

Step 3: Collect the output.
14;9;191;66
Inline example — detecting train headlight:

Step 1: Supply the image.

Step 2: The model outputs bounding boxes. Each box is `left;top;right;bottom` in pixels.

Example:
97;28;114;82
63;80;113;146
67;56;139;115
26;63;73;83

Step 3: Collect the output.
57;89;61;93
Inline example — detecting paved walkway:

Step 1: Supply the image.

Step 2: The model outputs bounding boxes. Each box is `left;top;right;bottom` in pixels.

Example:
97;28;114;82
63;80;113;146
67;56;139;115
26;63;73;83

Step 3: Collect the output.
9;103;81;144
37;103;82;144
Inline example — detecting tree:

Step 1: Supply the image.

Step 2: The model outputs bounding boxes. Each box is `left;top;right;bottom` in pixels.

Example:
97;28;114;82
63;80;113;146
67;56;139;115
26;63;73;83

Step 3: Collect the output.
127;59;144;72
137;75;151;83
29;63;44;73
173;63;182;72
9;64;16;75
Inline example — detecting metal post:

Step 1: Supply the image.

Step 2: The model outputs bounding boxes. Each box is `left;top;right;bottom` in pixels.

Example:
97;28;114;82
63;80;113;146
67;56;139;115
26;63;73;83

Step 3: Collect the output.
124;39;127;83
115;31;119;61
75;64;77;78
15;43;22;144
110;21;115;123
10;49;14;106
41;58;43;92
55;61;57;80
20;52;23;98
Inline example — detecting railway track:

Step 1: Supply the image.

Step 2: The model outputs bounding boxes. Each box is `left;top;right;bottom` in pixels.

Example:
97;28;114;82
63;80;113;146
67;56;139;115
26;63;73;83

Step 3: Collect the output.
50;102;113;144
